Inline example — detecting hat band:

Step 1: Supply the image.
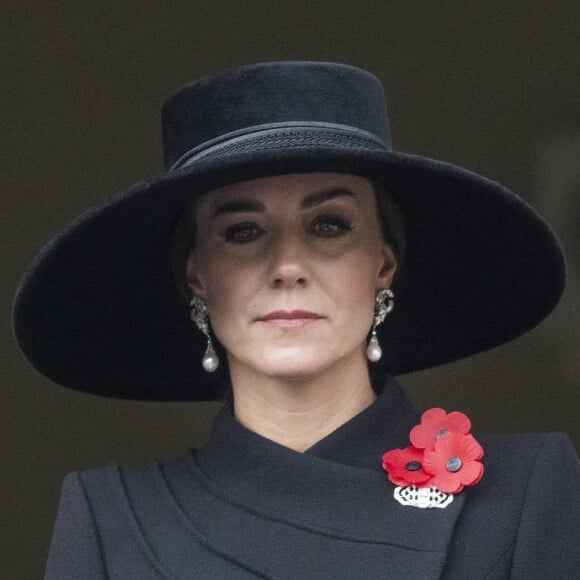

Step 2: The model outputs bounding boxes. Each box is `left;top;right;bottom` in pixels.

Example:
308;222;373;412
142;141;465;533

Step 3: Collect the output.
169;121;390;171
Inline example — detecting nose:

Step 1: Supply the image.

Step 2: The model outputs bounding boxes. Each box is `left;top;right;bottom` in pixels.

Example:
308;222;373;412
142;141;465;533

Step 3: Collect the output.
268;230;309;289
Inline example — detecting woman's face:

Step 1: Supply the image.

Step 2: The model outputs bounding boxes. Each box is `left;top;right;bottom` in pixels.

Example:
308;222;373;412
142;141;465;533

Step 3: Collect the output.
186;172;396;382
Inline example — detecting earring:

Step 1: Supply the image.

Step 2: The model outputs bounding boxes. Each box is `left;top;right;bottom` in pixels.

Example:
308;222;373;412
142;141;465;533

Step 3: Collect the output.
366;288;394;362
190;296;220;373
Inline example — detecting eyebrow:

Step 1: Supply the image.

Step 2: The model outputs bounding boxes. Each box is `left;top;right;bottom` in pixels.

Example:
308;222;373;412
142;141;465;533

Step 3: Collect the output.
212;187;356;218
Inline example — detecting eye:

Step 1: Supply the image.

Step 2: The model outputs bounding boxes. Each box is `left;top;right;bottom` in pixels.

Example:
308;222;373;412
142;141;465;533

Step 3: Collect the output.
310;214;353;237
222;222;264;244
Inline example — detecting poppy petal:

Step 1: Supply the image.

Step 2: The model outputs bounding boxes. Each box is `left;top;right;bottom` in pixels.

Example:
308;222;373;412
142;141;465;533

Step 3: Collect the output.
459;461;484;486
447;411;471;435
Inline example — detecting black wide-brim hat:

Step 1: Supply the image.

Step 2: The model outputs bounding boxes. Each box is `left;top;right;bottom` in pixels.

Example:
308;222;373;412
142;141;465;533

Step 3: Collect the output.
13;61;565;401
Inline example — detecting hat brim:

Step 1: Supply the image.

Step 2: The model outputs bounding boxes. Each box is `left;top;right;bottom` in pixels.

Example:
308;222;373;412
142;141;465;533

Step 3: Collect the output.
13;143;565;400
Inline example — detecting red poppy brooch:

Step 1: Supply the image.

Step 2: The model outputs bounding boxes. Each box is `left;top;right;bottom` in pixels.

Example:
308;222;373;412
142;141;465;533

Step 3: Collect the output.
382;408;484;509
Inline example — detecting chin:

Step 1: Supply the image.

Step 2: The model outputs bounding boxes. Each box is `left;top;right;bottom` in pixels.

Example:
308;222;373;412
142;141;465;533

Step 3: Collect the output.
262;351;325;378
246;345;360;382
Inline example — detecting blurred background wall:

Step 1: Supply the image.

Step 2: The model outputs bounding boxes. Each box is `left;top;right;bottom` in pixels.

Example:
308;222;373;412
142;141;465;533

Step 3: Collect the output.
2;2;579;577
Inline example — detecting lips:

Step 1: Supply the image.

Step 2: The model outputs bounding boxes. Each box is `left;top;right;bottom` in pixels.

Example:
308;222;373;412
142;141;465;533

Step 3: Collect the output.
259;310;322;321
257;310;324;328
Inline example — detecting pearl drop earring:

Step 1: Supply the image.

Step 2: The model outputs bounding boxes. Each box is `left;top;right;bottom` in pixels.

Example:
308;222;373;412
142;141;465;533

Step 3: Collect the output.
190;296;220;372
366;288;394;362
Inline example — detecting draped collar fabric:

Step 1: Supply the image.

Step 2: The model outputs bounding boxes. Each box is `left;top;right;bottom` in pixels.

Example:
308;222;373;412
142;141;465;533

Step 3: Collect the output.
162;376;466;578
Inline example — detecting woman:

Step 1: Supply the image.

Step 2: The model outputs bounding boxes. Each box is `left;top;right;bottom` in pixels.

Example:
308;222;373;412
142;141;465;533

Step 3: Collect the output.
14;61;579;578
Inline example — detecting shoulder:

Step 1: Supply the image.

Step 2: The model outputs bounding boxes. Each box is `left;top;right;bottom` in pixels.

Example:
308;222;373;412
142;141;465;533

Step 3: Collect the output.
480;430;577;466
66;450;197;506
47;452;197;579
468;431;578;520
51;459;163;544
480;430;577;456
445;432;579;578
478;431;577;491
51;450;198;539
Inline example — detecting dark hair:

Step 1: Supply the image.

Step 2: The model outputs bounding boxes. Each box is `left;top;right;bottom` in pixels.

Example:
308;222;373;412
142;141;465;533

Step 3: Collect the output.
372;180;406;270
169;180;406;303
169;196;200;303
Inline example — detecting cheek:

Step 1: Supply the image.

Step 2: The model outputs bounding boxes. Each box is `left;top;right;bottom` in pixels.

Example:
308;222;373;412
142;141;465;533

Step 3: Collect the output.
197;258;261;331
330;249;378;294
320;255;378;325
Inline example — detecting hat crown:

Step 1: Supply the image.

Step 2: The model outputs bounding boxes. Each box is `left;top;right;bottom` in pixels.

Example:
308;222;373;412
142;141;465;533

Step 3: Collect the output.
161;61;392;170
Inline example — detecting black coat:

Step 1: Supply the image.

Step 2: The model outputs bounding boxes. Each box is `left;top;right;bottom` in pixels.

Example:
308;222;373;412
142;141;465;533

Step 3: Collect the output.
45;378;580;579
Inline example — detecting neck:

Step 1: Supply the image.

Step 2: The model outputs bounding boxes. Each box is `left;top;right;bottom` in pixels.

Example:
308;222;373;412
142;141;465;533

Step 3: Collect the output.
228;352;377;452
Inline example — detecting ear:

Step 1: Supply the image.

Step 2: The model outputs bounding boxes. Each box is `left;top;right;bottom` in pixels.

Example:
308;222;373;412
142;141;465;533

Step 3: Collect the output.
375;243;397;290
185;251;207;301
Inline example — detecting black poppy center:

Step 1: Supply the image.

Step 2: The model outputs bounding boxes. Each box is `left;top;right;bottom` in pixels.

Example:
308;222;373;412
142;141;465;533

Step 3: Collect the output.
436;428;450;439
446;457;462;472
405;460;422;471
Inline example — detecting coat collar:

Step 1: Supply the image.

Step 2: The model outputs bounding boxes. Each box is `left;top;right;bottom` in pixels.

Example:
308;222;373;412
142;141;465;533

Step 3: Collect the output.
192;376;466;554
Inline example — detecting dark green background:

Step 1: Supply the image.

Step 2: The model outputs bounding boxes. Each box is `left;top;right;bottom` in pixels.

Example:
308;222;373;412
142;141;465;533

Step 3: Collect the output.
3;2;579;578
